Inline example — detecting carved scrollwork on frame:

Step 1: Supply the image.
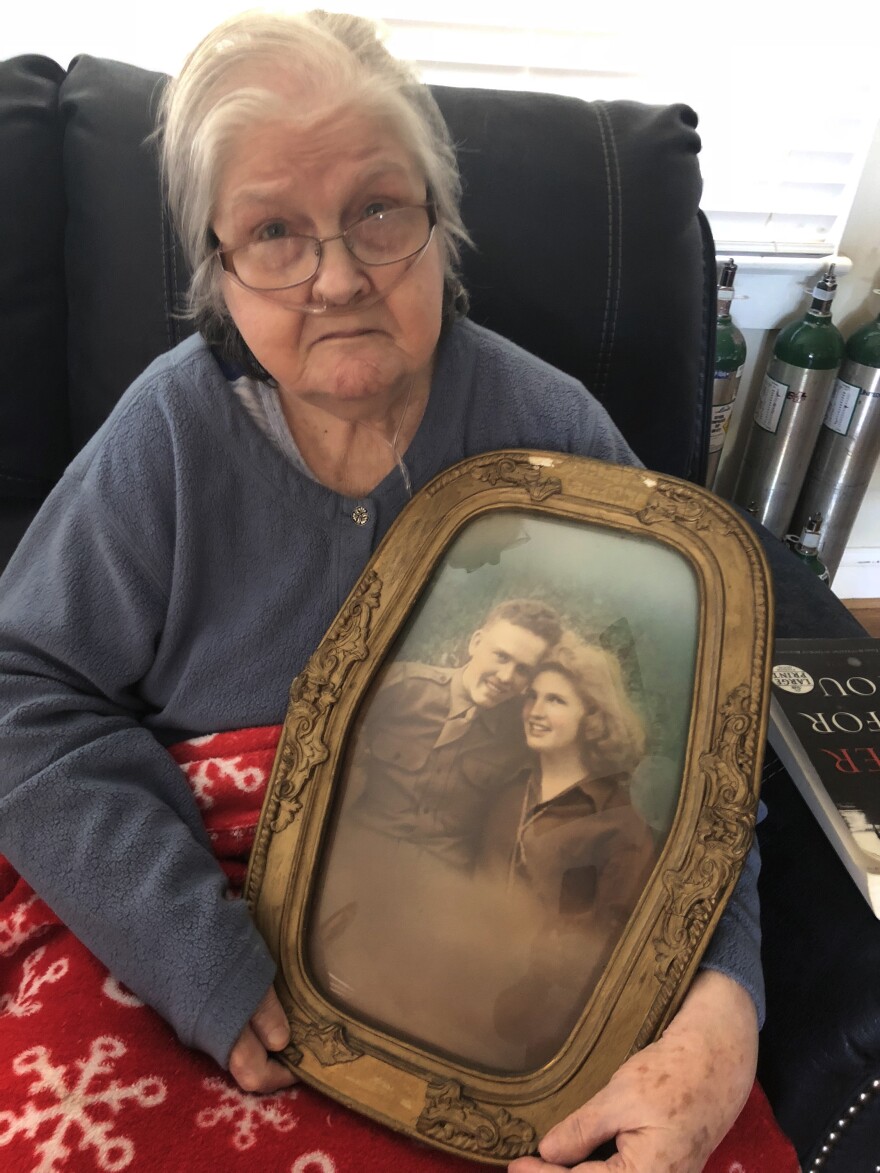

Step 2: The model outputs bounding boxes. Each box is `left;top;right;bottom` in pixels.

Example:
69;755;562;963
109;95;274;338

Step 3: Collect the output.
637;481;736;534
471;455;562;501
426;453;562;501
289;1006;363;1067
636;685;758;1047
280;1041;304;1066
416;1080;536;1160
696;685;757;858
245;573;383;904
268;571;383;835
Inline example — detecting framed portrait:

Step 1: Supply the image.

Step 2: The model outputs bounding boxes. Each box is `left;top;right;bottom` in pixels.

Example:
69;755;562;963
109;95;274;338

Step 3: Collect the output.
245;450;773;1163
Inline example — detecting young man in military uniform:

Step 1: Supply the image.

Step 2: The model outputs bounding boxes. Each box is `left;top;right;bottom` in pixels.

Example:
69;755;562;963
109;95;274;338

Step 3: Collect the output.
347;598;563;870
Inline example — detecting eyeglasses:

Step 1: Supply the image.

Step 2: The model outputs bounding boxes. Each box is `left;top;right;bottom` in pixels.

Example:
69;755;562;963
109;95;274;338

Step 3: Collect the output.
216;203;437;293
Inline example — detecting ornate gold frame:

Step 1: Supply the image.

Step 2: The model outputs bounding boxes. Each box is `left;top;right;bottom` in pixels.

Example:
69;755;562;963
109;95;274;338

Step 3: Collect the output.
245;450;773;1163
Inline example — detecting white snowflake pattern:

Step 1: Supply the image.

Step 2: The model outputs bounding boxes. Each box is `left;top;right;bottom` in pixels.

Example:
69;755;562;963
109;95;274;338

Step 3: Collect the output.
101;976;144;1008
0;947;69;1018
291;1153;337;1173
196;1077;298;1151
184;757;267;810
0;894;53;957
0;1036;166;1173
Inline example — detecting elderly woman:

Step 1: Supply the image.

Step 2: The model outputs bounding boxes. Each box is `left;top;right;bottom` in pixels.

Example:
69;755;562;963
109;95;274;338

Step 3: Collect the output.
0;11;760;1172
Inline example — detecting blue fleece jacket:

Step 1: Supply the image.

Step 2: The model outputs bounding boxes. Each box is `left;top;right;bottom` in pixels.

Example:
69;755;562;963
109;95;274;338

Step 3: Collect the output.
0;318;763;1066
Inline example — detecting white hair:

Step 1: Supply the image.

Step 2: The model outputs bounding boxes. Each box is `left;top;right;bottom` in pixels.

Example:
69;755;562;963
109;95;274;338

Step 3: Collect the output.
157;9;471;374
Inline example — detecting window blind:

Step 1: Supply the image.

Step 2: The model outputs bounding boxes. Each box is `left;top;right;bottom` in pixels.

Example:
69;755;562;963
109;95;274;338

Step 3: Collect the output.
9;1;875;257
321;2;880;258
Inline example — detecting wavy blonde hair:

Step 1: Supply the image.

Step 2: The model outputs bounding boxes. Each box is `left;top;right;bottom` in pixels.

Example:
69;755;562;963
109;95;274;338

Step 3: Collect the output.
535;635;646;776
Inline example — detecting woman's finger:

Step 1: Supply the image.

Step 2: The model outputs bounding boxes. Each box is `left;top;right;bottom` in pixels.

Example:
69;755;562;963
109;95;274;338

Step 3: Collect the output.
228;1021;297;1093
509;1155;623;1173
249;985;291;1052
535;1087;622;1166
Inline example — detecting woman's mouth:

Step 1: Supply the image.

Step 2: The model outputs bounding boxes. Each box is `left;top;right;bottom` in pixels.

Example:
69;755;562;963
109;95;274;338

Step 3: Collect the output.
314;328;379;343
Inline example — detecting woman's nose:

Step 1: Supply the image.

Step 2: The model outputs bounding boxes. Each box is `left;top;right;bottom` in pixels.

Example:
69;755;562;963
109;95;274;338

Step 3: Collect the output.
310;237;371;306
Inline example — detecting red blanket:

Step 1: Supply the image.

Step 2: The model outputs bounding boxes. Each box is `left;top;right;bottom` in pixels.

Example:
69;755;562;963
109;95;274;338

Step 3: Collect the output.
0;726;798;1172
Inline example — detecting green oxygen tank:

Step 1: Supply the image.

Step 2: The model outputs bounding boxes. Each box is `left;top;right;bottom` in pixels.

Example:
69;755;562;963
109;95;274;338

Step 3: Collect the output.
733;265;845;536
707;259;747;489
784;513;830;584
790;304;880;580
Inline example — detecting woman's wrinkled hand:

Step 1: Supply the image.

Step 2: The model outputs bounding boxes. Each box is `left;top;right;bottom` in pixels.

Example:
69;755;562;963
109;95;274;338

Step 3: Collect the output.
227;985;298;1094
508;969;758;1173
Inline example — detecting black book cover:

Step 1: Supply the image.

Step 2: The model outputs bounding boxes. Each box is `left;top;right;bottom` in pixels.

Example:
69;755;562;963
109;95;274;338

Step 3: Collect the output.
769;636;880;916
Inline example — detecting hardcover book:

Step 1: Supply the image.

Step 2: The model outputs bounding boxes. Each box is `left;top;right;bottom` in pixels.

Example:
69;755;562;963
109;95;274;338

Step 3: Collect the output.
769;636;880;916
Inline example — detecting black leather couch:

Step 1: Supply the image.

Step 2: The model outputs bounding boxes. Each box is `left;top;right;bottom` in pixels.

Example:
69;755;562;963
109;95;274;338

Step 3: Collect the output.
2;51;878;1172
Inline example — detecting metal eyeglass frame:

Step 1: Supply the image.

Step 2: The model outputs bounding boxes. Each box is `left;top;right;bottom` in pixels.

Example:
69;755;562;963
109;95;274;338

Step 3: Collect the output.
215;202;438;295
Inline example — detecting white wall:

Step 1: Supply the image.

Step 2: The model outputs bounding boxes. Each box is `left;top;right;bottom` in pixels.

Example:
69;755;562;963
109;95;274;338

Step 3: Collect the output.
4;3;244;74
7;0;879;70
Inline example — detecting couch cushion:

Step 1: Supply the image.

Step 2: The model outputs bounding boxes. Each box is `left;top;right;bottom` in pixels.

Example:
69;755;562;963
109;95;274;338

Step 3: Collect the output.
0;55;69;501
59;55;193;451
432;88;711;481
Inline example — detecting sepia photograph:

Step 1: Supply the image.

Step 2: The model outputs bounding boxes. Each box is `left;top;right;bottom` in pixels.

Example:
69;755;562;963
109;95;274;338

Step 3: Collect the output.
308;510;699;1072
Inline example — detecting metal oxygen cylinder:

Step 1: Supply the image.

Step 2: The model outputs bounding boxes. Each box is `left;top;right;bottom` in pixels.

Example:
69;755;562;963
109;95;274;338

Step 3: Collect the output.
790;304;880;579
707;259;747;488
733;266;845;536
